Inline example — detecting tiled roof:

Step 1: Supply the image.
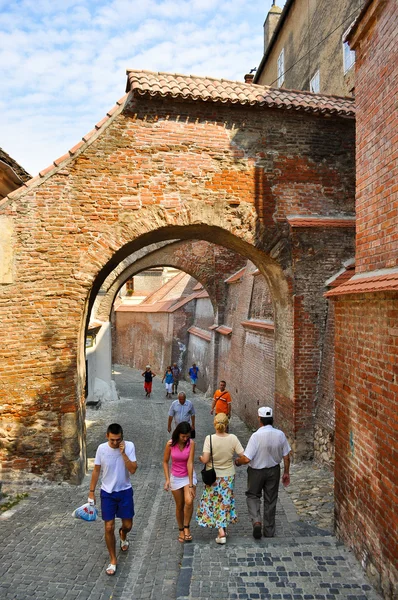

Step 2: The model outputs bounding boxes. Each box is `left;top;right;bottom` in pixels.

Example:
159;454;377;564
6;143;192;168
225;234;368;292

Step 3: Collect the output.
215;325;233;336
115;300;176;312
241;320;275;332
325;261;355;289
187;326;212;342
225;267;246;284
326;269;398;296
126;70;355;118
286;215;356;228
0;147;31;182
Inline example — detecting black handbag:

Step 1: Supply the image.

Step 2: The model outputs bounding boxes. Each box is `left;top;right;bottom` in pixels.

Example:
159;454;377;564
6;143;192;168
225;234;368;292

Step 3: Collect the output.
201;434;217;485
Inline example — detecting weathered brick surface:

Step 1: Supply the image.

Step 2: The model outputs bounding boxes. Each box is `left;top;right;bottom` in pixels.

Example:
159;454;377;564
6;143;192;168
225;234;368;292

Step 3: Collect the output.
352;0;398;272
0;89;355;480
333;2;398;596
334;293;398;597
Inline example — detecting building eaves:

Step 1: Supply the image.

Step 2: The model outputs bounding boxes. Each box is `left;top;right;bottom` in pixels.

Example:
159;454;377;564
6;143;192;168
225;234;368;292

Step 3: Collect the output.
225;267;247;284
325;268;398;297
126;70;355;118
253;0;294;83
187;326;212;342
0;148;31;183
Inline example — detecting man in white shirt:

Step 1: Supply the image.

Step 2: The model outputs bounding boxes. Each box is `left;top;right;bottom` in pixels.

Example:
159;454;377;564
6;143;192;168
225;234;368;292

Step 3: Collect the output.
235;407;291;539
88;423;137;576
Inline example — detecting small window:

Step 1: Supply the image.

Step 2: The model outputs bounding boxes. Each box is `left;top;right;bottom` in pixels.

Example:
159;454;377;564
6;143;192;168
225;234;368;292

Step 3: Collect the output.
277;48;284;87
310;70;320;93
343;41;355;73
342;26;356;74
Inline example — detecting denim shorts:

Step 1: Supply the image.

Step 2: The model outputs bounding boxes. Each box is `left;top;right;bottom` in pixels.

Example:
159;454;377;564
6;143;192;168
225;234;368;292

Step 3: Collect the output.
100;487;134;521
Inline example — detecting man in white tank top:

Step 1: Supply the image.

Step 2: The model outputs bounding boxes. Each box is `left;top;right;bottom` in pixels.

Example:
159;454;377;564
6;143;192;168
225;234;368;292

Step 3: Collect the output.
235;407;291;539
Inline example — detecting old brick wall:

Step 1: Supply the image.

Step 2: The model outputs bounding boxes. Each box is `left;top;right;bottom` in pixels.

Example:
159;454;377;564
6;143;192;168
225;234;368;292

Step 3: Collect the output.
353;0;398;273
334;293;398;597
113;310;172;373
0;83;354;480
291;225;355;458
314;300;335;467
217;262;276;430
331;2;398;596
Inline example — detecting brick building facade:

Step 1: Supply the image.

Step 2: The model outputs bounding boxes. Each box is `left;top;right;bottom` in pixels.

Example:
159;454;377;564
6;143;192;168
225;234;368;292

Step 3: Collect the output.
326;1;398;596
0;72;355;483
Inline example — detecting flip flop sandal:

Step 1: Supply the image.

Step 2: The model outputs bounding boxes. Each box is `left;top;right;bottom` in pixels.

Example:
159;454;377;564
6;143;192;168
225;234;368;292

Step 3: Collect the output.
106;563;117;576
184;525;193;542
119;528;129;551
178;527;185;543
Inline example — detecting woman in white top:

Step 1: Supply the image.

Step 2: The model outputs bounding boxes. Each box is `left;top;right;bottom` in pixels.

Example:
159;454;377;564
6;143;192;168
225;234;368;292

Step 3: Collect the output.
196;413;244;544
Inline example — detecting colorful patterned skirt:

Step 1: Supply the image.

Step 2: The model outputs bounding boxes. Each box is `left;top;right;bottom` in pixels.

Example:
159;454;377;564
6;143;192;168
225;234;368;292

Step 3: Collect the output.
196;476;238;529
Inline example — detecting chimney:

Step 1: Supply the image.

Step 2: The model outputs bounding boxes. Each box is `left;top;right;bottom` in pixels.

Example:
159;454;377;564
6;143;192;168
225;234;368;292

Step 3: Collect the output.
244;73;255;84
263;3;283;53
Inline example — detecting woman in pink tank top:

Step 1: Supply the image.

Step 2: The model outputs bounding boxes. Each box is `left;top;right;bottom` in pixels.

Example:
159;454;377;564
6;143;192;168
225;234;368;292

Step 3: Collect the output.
163;421;197;542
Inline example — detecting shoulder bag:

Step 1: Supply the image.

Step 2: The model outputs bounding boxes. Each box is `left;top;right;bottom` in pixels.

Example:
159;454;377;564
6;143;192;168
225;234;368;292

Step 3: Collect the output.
201;434;217;486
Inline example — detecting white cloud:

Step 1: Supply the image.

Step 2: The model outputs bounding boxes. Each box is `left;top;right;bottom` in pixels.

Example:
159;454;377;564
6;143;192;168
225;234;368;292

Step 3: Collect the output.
0;0;285;175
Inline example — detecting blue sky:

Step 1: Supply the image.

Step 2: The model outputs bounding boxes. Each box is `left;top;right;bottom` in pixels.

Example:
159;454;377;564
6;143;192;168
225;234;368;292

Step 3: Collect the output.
0;0;286;175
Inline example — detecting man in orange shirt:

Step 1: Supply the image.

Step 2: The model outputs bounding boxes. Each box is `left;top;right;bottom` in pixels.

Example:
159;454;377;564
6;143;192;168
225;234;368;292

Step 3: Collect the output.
211;380;232;418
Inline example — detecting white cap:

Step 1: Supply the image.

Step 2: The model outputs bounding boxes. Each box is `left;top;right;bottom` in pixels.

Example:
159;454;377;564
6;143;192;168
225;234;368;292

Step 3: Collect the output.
258;406;273;418
146;365;151;369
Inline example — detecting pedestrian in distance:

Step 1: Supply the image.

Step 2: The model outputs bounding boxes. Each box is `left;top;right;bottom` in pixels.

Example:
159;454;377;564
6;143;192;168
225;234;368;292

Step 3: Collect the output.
88;423;137;576
211;380;232;418
168;392;196;438
162;365;174;399
142;365;156;398
196;413;245;545
163;421;197;543
188;363;199;393
171;362;181;395
235;406;291;539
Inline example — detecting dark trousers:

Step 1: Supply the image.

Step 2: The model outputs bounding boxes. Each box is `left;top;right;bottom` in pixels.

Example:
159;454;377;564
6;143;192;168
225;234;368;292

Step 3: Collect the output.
245;464;280;537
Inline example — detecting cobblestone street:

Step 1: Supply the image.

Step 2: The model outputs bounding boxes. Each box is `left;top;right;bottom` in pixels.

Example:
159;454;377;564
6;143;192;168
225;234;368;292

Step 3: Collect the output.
0;366;381;600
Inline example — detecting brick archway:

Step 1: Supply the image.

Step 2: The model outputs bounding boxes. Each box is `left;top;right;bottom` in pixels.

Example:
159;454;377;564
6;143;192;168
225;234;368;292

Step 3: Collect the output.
95;240;248;322
0;71;355;481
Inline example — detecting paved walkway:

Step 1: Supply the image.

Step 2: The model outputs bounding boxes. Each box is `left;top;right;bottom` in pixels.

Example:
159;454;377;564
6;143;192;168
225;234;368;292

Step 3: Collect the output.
0;366;381;600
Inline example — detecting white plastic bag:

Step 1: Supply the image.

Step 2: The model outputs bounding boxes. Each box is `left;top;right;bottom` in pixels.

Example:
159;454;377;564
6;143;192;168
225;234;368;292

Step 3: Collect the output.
72;501;98;521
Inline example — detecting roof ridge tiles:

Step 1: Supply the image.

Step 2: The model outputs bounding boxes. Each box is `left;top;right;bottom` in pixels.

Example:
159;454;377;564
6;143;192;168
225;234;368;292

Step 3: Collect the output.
3;94;129;200
126;70;354;117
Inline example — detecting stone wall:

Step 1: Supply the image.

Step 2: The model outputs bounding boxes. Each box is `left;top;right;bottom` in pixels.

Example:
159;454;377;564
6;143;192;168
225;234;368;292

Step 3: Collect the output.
0;78;355;480
256;0;365;96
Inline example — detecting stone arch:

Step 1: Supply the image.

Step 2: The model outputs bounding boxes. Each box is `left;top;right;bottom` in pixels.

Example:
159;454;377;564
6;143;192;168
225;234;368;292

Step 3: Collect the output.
0;72;355;481
94;239;248;322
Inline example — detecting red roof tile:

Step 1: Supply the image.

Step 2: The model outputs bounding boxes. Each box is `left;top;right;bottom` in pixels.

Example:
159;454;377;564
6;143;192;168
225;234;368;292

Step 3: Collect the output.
241;320;275;332
215;325;233;336
326;269;398;296
126;70;355;118
225;267;246;284
187;326;212;342
287;216;356;227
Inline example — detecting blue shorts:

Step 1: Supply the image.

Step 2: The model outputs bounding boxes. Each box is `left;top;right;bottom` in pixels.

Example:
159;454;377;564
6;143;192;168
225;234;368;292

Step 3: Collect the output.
190;378;197;385
100;488;135;522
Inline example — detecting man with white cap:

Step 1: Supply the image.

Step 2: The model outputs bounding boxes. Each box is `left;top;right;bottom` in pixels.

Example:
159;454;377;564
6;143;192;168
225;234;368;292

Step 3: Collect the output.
235;406;291;539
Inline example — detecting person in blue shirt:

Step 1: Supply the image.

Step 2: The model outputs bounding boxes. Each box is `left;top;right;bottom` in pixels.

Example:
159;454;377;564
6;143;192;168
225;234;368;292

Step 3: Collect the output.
188;363;199;393
168;392;196;433
162;366;174;399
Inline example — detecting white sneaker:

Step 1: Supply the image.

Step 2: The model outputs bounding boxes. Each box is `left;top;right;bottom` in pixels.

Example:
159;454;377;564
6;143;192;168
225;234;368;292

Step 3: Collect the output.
215;536;226;545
